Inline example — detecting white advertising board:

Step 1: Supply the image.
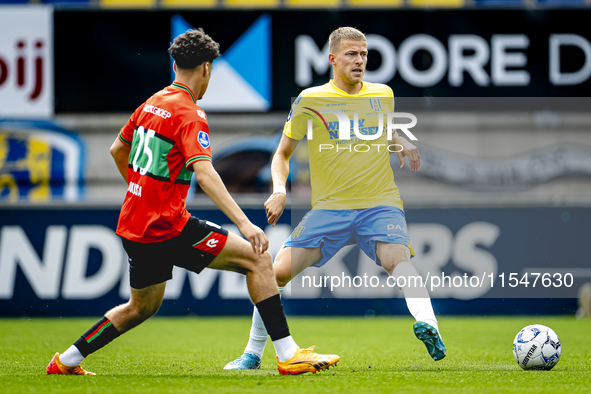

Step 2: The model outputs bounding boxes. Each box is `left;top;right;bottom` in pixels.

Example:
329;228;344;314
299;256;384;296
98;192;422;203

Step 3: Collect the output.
0;6;53;119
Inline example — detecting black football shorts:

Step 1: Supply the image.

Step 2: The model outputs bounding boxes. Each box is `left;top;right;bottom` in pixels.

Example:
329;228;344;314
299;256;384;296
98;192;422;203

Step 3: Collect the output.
121;216;229;289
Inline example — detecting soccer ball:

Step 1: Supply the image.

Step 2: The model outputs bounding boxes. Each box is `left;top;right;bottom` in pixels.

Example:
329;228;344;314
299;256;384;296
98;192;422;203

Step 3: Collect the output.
513;324;562;370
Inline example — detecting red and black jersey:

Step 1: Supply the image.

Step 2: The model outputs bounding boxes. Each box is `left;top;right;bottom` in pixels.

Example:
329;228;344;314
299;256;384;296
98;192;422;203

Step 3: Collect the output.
116;82;212;243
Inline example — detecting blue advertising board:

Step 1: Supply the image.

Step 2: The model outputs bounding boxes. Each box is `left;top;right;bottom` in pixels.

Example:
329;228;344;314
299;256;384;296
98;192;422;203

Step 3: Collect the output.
0;207;586;316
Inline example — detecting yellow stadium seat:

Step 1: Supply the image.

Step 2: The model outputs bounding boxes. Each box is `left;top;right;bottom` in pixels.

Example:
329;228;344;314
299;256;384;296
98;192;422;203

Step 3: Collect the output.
347;0;403;7
161;0;217;7
286;0;341;8
224;0;279;7
409;0;465;7
101;0;156;8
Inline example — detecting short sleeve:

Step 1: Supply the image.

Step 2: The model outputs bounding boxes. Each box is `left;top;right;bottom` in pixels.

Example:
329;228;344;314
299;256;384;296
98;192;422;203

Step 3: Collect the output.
283;95;306;141
118;103;144;146
283;107;294;139
178;120;212;171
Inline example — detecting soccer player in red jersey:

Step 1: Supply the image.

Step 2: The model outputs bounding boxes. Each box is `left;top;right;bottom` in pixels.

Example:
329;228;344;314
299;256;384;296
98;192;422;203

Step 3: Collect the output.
47;28;338;376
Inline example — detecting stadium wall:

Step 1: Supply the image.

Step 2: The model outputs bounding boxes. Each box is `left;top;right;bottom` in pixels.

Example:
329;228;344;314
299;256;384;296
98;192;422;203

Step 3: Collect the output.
1;5;590;318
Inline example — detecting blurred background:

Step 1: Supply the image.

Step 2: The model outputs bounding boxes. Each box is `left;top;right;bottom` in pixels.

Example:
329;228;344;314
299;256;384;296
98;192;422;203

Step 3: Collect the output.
1;0;590;318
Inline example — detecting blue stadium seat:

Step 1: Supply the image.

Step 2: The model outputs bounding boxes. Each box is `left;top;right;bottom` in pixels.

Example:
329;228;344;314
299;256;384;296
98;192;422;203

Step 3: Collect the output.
0;0;30;4
475;0;523;6
537;0;585;5
40;0;92;3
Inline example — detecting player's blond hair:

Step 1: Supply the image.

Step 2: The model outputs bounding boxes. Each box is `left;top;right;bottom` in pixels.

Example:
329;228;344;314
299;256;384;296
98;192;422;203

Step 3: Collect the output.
329;27;366;54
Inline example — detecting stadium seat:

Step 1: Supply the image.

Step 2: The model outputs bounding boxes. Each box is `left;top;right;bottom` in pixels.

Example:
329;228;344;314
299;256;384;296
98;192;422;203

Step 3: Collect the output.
41;0;91;4
347;0;403;8
161;0;217;7
100;0;156;8
224;0;279;7
474;0;523;6
409;0;465;8
286;0;341;8
537;0;585;5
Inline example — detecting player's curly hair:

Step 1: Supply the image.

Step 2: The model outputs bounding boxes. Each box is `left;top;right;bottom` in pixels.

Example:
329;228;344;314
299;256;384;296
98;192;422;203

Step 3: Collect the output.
329;27;366;54
168;28;220;70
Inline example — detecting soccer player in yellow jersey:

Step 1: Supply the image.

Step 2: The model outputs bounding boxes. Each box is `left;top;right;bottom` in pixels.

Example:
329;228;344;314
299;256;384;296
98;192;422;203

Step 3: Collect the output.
225;27;445;370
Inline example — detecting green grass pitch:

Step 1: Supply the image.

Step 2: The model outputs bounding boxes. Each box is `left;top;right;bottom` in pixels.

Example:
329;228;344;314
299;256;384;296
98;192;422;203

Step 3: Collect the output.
1;316;590;393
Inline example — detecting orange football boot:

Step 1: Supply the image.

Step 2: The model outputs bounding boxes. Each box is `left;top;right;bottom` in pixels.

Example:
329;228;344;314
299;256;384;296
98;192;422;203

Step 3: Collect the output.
277;346;339;375
46;353;95;375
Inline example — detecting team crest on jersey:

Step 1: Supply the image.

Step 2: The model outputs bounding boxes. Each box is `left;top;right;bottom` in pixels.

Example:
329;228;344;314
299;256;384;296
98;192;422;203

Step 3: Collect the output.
197;109;206;119
370;98;382;111
198;131;210;149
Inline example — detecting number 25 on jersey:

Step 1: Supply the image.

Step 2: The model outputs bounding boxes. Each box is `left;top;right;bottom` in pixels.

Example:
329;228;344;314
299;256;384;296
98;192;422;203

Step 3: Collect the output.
131;126;156;175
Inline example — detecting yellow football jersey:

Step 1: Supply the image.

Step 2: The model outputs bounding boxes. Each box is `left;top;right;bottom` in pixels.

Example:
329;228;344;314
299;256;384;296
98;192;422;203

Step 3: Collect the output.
284;80;403;210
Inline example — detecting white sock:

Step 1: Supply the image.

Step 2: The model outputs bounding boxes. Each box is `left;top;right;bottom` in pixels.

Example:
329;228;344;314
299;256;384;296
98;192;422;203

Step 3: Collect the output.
244;309;268;358
272;335;299;362
60;345;84;366
393;261;438;330
244;287;285;358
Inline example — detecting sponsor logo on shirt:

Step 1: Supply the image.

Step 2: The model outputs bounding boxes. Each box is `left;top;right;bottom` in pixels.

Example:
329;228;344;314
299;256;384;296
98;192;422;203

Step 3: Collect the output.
198;131;210;149
197;109;206;119
143;104;172;120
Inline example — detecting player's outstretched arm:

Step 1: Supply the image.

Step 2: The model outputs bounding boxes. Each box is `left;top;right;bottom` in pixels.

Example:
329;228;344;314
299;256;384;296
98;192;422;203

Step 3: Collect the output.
110;137;131;183
193;160;269;255
264;134;299;227
389;132;421;173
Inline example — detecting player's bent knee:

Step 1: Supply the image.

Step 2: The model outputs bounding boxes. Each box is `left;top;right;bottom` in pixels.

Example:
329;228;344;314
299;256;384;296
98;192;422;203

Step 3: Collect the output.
272;247;293;287
381;253;409;276
276;274;291;288
251;251;273;272
228;249;273;276
274;264;291;287
377;243;411;275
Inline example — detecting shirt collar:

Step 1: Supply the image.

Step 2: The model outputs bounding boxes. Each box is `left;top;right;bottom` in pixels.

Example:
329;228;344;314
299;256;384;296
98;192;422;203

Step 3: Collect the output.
329;79;365;96
171;81;196;103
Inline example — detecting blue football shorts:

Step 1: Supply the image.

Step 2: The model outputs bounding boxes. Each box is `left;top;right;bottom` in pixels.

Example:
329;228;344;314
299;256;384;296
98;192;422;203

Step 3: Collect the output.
284;206;414;267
